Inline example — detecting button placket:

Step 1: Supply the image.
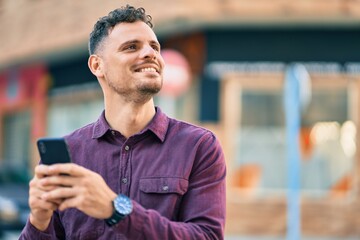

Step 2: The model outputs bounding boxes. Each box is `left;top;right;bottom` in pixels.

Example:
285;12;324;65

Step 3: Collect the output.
121;143;131;193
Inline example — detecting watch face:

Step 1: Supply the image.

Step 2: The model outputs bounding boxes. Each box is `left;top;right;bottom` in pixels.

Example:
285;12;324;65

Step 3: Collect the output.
114;194;133;215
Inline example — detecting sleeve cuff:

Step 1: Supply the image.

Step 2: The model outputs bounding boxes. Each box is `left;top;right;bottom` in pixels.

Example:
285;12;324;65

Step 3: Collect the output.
21;217;55;240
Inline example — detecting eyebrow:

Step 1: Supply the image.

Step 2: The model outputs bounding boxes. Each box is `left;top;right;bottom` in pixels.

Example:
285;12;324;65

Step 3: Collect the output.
118;39;161;50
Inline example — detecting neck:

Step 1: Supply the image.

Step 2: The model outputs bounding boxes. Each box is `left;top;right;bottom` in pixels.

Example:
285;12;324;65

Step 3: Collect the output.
104;99;156;138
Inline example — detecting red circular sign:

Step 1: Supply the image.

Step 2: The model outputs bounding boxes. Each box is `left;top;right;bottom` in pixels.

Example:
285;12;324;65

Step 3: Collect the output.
160;49;191;97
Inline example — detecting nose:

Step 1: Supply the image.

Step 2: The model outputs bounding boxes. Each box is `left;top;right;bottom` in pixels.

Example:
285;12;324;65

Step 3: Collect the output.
141;45;156;59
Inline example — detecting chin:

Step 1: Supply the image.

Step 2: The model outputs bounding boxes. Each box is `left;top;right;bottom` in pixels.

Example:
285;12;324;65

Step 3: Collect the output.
139;80;162;94
140;86;161;95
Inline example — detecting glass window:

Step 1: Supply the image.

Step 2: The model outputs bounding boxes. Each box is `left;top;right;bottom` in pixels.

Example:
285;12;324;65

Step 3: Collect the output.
47;99;104;137
1;110;31;182
228;74;355;198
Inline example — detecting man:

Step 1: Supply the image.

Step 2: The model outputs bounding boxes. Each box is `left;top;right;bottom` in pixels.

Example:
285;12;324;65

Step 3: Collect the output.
20;5;226;239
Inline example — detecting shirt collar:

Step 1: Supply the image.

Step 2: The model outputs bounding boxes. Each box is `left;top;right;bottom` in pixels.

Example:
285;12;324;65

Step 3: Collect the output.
92;110;111;139
92;107;169;142
146;107;168;142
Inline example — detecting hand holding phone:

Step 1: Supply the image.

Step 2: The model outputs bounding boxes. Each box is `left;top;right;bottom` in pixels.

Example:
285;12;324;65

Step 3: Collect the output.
37;138;72;165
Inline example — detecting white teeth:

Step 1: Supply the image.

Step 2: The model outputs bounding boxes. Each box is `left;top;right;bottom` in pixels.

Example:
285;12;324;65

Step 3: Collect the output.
139;67;156;72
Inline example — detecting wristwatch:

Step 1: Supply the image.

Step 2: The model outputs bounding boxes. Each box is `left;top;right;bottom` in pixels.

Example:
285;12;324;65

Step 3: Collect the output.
105;194;133;226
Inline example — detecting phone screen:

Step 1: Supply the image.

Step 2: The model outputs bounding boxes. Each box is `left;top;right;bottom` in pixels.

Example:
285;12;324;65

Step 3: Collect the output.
37;138;72;165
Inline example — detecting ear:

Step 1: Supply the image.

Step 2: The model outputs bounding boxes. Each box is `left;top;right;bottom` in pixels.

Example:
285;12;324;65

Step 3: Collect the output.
88;54;104;78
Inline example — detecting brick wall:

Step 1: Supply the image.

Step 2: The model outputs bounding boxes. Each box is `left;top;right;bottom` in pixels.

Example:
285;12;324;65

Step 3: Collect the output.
1;0;360;67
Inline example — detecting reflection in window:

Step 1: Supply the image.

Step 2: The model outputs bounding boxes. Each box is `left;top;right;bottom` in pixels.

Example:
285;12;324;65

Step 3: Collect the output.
47;99;103;137
2;111;31;169
234;87;354;197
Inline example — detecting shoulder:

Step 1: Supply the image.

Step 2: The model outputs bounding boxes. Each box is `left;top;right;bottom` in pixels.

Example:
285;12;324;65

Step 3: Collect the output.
167;117;219;146
169;120;226;175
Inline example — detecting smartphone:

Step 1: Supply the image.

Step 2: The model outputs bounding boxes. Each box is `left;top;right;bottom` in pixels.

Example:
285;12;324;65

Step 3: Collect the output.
37;137;72;165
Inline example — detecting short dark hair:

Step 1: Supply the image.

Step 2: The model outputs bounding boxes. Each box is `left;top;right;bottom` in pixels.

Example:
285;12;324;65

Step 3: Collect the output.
88;5;153;55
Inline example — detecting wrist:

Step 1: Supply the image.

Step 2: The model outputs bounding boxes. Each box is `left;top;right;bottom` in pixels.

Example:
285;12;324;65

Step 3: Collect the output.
105;194;133;226
29;213;51;231
104;192;117;219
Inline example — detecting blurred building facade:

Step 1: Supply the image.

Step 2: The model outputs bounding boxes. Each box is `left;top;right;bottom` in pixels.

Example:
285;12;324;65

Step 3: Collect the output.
1;0;360;238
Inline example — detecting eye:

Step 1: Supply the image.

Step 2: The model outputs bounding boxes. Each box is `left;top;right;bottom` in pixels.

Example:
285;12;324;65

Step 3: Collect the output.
125;44;137;51
151;44;160;52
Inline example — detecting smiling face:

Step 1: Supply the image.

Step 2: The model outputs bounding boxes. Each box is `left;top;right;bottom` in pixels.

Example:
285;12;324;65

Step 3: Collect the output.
90;21;165;103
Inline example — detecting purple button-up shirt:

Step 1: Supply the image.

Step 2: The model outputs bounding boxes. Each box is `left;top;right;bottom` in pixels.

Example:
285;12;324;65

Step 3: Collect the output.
20;107;226;239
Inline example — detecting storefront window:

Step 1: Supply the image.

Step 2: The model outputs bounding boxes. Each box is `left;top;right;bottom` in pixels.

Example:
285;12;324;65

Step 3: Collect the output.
2;110;31;170
47;84;104;137
223;71;356;199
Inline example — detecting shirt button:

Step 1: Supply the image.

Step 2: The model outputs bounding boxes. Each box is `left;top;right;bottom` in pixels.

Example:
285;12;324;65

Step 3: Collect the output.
124;145;130;151
162;185;169;191
122;178;128;184
111;131;116;136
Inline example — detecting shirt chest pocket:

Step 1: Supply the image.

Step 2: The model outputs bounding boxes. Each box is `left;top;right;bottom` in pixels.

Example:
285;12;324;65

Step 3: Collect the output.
139;177;188;219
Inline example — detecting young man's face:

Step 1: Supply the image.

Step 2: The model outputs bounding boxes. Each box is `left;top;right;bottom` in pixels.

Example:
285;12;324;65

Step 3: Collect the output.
98;21;165;102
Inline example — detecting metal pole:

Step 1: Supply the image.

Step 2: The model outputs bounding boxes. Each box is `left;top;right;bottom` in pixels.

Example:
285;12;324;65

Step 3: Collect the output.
284;63;310;240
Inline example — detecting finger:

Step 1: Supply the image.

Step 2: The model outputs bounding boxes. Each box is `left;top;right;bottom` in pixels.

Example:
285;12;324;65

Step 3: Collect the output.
29;195;59;211
48;198;63;205
30;180;50;197
58;197;80;211
40;175;75;188
34;165;52;178
30;184;44;197
47;163;87;177
40;184;61;192
30;176;61;192
29;186;63;205
42;186;78;201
